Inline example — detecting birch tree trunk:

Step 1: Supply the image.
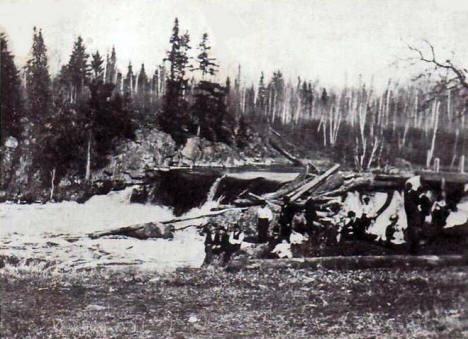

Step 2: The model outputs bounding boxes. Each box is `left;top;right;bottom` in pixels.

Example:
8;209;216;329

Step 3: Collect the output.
85;133;92;181
50;168;56;201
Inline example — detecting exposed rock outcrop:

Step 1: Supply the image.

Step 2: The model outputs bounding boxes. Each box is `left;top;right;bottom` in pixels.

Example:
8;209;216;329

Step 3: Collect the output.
94;129;177;182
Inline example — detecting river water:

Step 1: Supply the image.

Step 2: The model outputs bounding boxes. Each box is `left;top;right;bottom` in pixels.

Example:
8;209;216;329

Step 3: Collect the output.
2;168;466;272
0;168;300;272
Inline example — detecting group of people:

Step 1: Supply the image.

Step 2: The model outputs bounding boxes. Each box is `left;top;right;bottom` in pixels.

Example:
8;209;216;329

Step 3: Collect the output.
404;182;451;253
256;196;320;244
202;179;456;265
202;223;245;265
338;195;379;243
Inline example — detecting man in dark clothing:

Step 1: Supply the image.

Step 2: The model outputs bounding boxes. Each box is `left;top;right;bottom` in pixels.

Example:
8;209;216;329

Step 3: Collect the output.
304;199;319;237
340;211;357;241
352;216;367;240
418;188;432;227
222;224;245;265
278;196;297;241
212;226;228;256
385;214;399;247
404;182;420;254
431;195;450;232
202;224;215;265
305;199;318;227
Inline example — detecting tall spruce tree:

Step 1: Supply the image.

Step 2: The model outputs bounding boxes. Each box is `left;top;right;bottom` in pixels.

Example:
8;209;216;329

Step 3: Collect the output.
25;27;51;122
90;51;104;80
105;47;116;84
65;36;90;102
1;33;23;142
159;18;192;144
191;32;234;144
194;33;218;78
256;72;267;115
136;63;150;118
124;62;134;94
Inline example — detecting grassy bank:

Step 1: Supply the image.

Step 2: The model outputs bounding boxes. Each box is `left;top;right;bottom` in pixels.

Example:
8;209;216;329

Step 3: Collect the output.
1;266;467;338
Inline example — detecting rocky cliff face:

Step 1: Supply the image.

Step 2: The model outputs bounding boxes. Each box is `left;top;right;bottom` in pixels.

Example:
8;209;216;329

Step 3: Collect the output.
1;127;284;203
95;129;283;184
94;129;178;183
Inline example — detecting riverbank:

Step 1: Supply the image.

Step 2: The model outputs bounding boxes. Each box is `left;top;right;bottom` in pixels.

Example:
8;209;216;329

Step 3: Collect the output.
2;265;467;338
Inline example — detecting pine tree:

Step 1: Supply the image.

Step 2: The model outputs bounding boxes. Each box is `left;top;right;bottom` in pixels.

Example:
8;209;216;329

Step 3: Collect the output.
159;18;192;144
194;33;218;78
256;72;267;116
191;32;234;144
124;62;134;94
90;51;104;80
136;63;150;116
1;33;23;142
270;70;285;122
137;64;148;94
25;27;51;122
105;46;116;84
151;69;159;98
65;36;90;102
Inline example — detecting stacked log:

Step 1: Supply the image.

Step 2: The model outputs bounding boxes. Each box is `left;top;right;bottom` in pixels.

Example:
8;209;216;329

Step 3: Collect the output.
88;166;468;240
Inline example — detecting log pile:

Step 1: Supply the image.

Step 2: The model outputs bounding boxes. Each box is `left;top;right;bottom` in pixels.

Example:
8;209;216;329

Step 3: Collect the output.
231;165;468;211
87;160;468;241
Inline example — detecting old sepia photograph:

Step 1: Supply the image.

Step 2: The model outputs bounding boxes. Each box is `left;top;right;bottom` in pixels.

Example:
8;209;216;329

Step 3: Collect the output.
1;0;468;337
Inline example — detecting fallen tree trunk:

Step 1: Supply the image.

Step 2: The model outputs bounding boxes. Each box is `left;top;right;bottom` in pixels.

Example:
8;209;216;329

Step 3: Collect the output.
262;175;315;200
316;176;373;198
246;255;468;270
88;222;169;240
269;138;319;173
269;138;303;165
289;164;340;202
88;207;248;239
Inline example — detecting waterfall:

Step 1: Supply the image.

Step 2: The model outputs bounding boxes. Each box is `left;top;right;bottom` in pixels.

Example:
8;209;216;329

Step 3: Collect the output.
205;175;226;203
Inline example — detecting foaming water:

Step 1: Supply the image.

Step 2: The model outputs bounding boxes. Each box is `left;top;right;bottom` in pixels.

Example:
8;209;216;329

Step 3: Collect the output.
0;187;175;236
0;186;215;271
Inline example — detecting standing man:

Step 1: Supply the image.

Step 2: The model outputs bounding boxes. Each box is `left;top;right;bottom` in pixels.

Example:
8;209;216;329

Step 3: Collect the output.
279;196;297;242
257;200;273;243
304;199;318;231
202;224;215;265
404;182;420;254
360;195;374;231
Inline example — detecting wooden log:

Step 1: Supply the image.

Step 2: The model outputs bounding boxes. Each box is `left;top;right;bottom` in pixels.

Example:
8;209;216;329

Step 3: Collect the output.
316;177;373;198
289;164;340;202
161;208;247;225
310;172;345;195
248;192;282;208
88;207;248;239
88;222;166;239
247;255;468;270
262;175;315;200
269;138;303;166
416;170;468;184
269;138;319;173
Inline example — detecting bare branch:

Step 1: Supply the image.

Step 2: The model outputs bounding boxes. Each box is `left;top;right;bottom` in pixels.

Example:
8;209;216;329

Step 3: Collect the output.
408;42;468;91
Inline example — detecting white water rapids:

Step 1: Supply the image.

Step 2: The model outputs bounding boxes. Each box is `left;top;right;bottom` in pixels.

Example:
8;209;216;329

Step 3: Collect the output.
1;171;466;272
0;186;224;273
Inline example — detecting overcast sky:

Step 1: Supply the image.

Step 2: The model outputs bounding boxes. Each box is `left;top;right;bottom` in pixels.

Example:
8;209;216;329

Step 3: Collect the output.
2;0;468;89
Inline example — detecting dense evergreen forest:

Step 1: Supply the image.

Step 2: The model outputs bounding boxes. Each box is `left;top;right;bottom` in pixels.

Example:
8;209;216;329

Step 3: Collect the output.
1;18;468;199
